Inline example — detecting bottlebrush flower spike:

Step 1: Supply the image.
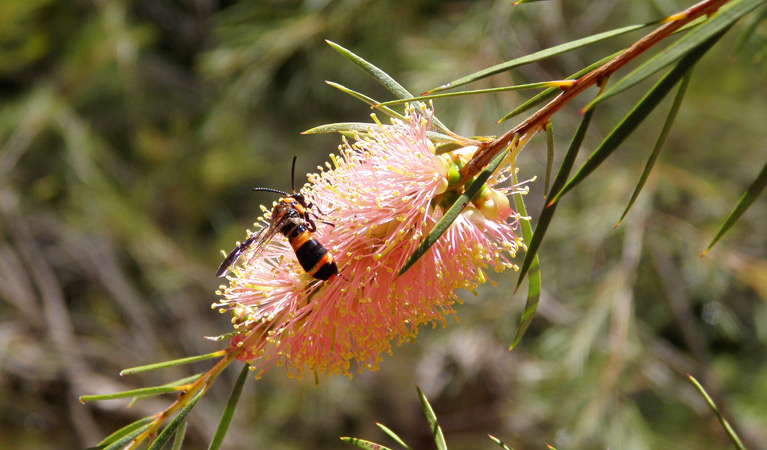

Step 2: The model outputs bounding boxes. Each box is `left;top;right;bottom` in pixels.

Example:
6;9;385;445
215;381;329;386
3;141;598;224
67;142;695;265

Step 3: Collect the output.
214;106;529;379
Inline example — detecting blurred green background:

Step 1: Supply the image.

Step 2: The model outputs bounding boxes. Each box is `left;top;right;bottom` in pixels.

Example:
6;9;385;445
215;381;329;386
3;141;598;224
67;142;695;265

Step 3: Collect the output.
1;1;766;449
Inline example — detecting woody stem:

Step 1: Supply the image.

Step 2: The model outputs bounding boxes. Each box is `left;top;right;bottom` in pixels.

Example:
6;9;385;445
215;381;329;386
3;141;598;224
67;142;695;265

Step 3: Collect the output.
458;0;729;185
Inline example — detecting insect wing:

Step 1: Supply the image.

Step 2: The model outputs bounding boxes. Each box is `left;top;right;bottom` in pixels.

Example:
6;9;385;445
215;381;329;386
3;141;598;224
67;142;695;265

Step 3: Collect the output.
238;221;284;271
215;225;272;277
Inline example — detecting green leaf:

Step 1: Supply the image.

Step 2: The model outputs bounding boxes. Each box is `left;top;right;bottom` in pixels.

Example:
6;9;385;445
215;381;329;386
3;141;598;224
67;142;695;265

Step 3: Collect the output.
376;423;413;450
93;416;154;448
616;71;692;227
425;22;657;94
688;375;747;450
99;423;152;450
398;141;512;277
703;157;767;255
80;373;203;402
376;80;571;107
509;166;541;350
488;434;514;450
147;392;203;450
208;364;251;450
326;40;413;100
340;437;393;450
734;3;767;53
497;52;619;122
120;351;226;376
302;122;461;144
548;31;723;206
325;40;451;133
303;122;380;136
171;418;188;450
434;142;465;155
544;121;554;197
515;105;595;292
416;386;447;450
325;81;407;122
587;0;764;109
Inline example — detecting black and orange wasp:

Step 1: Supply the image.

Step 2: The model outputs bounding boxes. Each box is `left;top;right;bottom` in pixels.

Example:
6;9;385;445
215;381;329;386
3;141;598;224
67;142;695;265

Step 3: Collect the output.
216;157;339;281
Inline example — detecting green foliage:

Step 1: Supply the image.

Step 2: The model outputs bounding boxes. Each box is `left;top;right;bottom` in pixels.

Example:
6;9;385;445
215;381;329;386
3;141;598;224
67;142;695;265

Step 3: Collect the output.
148;392;201;450
515;104;595;293
79;373;202;403
688;375;747;450
341;388;447;450
510;165;541;350
208;364;250;450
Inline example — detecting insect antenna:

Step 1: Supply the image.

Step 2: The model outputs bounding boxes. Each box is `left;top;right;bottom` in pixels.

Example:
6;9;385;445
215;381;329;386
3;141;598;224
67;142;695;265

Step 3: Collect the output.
290;155;298;194
252;187;290;197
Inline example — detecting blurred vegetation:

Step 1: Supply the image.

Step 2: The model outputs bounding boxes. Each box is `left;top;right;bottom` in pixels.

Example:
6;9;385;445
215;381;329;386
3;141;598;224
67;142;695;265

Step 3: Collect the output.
1;0;766;449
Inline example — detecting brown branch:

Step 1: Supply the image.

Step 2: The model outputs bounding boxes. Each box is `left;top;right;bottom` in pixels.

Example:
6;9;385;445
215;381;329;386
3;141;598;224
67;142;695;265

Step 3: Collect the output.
458;0;729;185
125;351;237;449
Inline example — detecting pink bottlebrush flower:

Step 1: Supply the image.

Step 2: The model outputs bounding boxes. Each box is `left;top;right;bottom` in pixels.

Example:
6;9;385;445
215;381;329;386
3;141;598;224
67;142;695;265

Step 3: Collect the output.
214;107;529;379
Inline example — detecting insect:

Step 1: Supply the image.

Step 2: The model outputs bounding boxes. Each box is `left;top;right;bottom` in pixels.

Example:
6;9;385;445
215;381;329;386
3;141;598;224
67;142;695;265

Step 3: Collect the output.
216;157;339;281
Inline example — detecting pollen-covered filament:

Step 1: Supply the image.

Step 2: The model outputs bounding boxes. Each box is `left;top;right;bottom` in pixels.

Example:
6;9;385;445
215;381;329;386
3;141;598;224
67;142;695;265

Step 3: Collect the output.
216;106;530;379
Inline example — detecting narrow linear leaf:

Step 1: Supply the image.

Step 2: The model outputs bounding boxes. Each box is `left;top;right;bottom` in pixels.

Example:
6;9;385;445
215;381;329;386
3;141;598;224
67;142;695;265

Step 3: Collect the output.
325;81;407;122
398;142;512;276
513;0;549;4
147;392;203;450
703;157;767;255
376;423;413;450
544;121;554;197
616;71;692;227
498;52;619;122
303;122;461;144
426;22;656;94
488;434;514;450
326;40;412;100
734;3;767;53
80;386;182;402
548;32;722;206
94;417;154;448
434;142;465;155
416;386;447;450
377;81;572;107
171;418;188;450
80;373;203;402
99;424;152;450
587;0;764;109
325;40;451;133
303;122;382;136
340;437;392;450
509;167;541;350
688;375;747;450
120;351;226;376
208;364;251;450
515;106;596;291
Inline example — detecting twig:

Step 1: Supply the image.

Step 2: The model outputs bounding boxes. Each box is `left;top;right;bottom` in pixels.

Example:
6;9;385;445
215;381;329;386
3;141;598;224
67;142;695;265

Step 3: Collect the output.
458;0;729;185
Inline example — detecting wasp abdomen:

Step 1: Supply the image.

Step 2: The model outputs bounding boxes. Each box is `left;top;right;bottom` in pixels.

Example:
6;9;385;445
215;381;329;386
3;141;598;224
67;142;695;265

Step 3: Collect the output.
310;256;338;281
284;223;339;281
295;238;328;270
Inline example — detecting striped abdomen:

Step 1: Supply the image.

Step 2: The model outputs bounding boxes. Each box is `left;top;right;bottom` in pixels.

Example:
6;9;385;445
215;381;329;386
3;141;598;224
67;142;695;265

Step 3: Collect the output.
281;222;338;281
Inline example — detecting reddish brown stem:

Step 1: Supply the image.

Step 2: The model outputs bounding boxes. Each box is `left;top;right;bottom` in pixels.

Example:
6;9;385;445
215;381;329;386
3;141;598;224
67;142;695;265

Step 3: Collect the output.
458;0;728;185
125;350;238;449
